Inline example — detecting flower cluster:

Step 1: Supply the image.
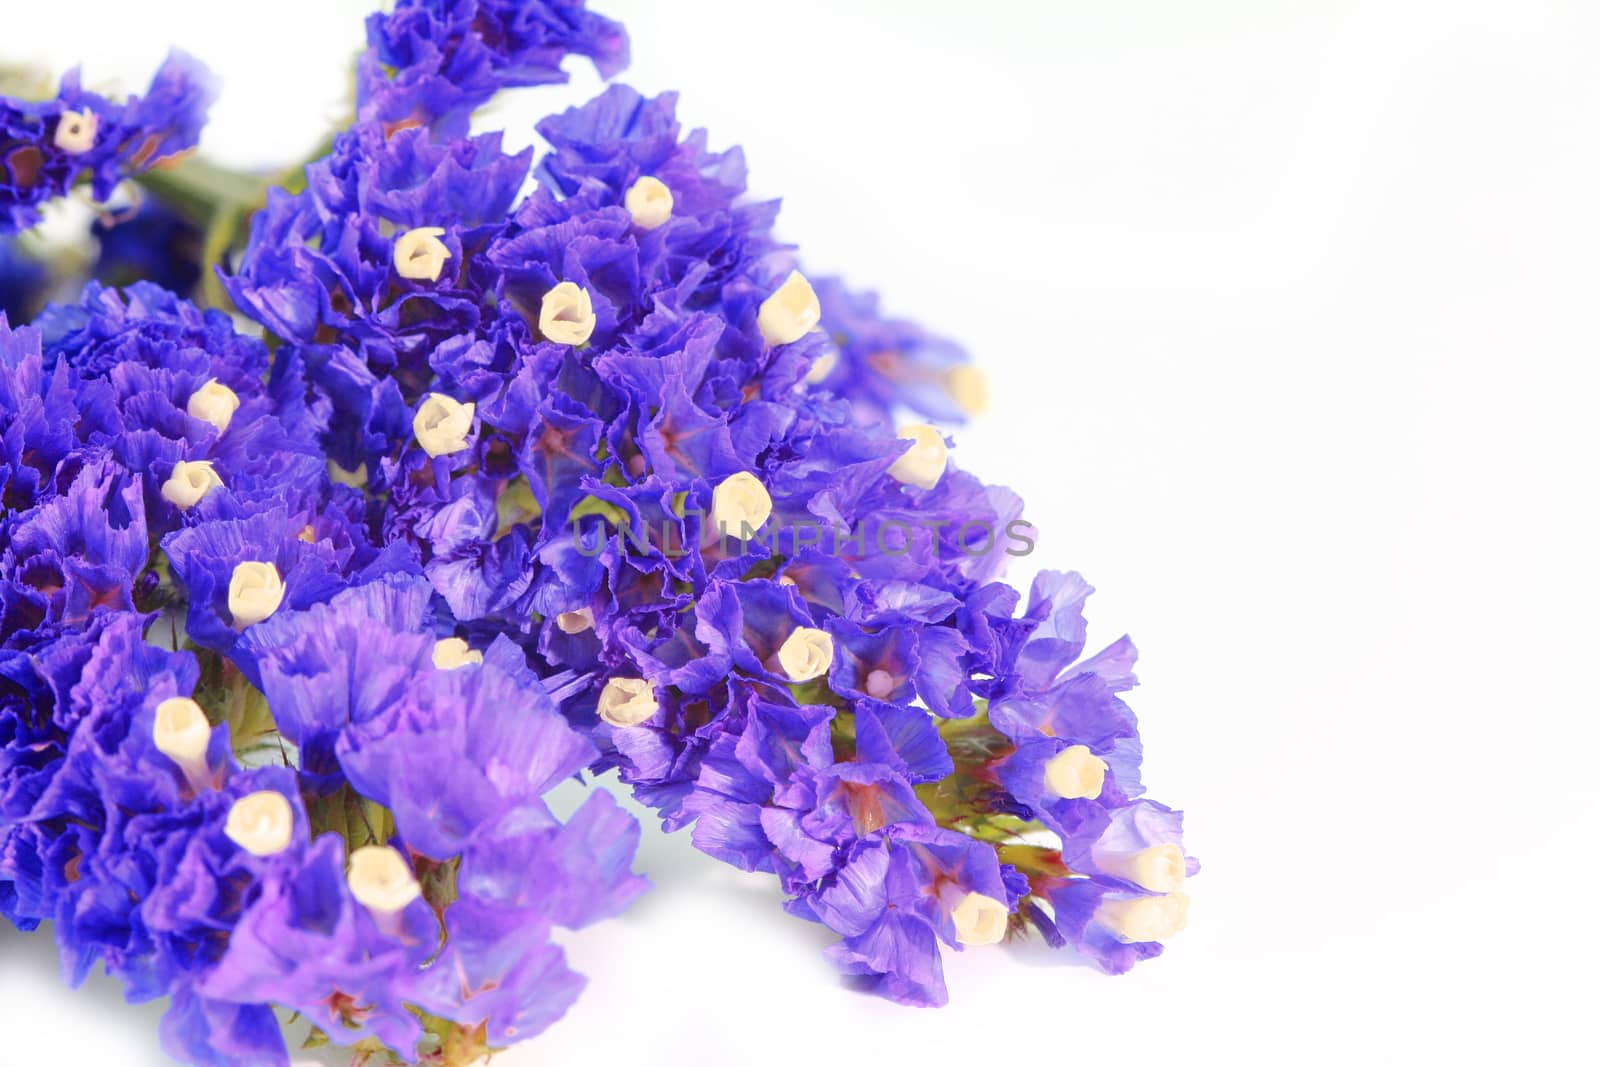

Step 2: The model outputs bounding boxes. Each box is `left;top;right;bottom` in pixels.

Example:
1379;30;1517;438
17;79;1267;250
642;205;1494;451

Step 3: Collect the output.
0;1;1194;1062
359;0;629;137
226;6;1195;1014
0;281;644;1064
1;52;215;233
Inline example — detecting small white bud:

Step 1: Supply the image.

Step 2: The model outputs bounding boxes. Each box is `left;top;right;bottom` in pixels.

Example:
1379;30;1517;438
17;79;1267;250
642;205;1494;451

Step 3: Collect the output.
393;226;451;281
187;379;240;435
757;270;821;347
53;109;98;154
777;626;833;682
951;891;1009;946
864;669;896;699
413;393;475;457
160;460;223;510
803;348;838;385
1044;744;1107;800
539;281;597;346
1095;892;1190;944
944;365;989;416
597;677;658;728
431;637;482;670
710;471;772;541
624;175;673;230
886;424;948;490
229;561;285;629
347;845;422;915
153;696;211;770
225;791;295;858
1099;844;1187;894
555;607;594;634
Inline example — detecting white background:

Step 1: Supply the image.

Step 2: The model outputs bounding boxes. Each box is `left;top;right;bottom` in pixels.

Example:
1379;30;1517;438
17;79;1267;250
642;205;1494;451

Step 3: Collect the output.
3;1;1596;1063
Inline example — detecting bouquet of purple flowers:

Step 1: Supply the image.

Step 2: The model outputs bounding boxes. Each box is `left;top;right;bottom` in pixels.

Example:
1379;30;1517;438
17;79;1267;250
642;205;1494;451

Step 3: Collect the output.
1;3;1195;1063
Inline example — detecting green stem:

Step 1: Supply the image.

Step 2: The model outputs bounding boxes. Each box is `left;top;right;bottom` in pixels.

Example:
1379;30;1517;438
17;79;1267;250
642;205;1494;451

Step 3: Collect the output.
127;126;344;313
133;157;266;229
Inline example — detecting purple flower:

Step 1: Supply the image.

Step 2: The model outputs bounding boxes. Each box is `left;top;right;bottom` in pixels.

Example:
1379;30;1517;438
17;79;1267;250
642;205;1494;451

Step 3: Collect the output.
1040;877;1189;976
814;824;1010;1007
195;834;441;1055
808;275;983;427
2;457;149;632
2;52;215;233
164;0;1205;1028
361;0;629;136
240;572;435;786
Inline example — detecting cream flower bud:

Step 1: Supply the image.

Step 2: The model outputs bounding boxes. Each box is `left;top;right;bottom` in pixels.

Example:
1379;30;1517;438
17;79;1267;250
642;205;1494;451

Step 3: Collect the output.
1100;844;1187;894
1044;744;1107;800
886;424;948;490
757;270;821;347
711;471;772;540
225;791;295;857
393;226;450;281
228;561;285;628
431;637;482;670
864;669;896;699
413;393;475;457
597;677;658;728
951;891;1009;946
944;365;990;416
555;607;594;634
539;281;596;346
54;109;98;154
347;845;422;914
624;175;674;230
187;379;240;435
160;460;223;510
777;626;833;682
1095;892;1190;944
153;696;211;769
803;348;838;385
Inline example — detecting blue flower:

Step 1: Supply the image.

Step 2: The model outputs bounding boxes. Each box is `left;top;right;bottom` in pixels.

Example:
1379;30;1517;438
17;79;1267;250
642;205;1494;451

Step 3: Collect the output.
0;0;1199;1050
217;50;1197;1005
0;238;47;322
361;0;629;136
1;52;215;233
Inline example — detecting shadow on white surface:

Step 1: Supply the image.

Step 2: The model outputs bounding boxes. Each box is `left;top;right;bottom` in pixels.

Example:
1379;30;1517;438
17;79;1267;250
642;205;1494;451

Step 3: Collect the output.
0;919;179;1065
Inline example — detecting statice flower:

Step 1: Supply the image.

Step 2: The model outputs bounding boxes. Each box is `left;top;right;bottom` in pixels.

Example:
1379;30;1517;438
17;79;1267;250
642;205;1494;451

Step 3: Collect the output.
809;275;987;427
2;276;646;1064
226;21;1196;1009
1;52;216;233
360;0;629;136
189;577;645;1059
4;1;1196;1061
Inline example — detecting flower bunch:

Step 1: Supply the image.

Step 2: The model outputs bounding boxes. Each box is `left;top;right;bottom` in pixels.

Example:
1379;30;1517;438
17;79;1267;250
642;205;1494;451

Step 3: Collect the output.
0;1;1194;1063
0;284;644;1063
227;0;1196;1010
1;53;215;233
